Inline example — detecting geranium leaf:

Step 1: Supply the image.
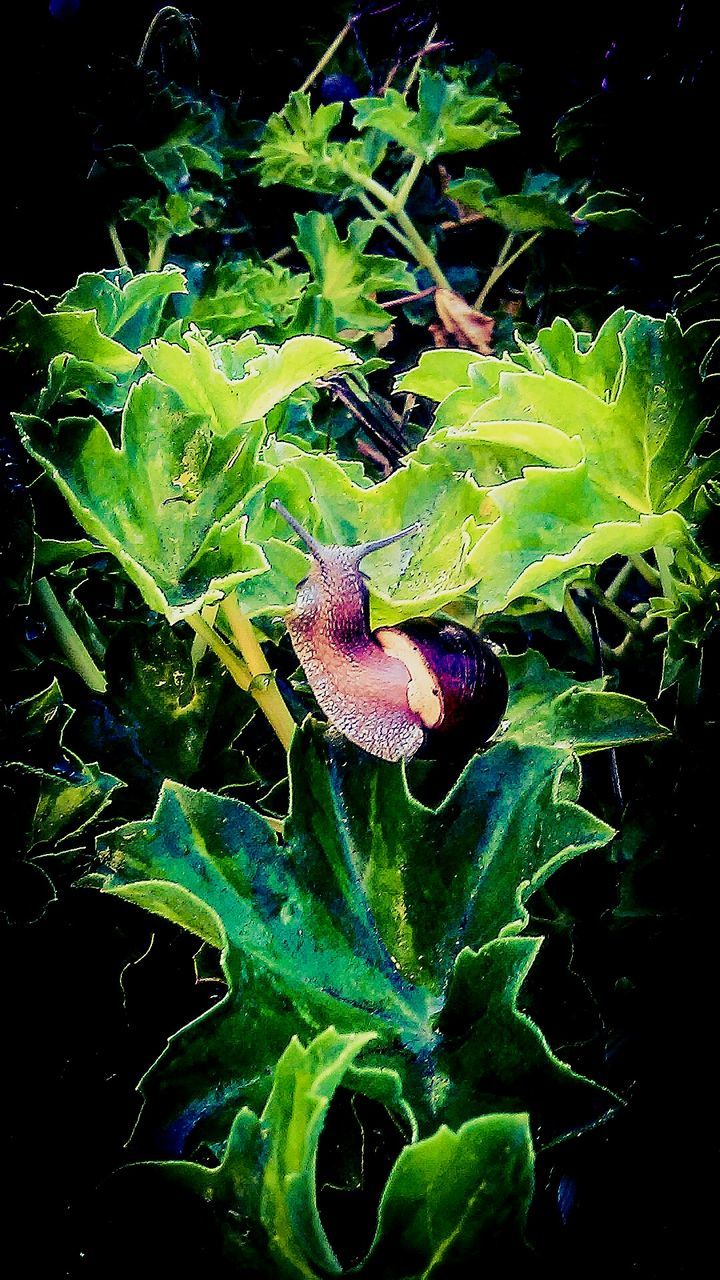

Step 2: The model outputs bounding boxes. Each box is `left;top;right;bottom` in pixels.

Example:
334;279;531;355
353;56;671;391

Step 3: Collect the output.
188;259;308;340
501;649;668;751
294;212;416;333
352;72;518;161
239;445;491;626
141;327;359;433
358;1112;534;1277
92;704;631;1153
15;378;269;621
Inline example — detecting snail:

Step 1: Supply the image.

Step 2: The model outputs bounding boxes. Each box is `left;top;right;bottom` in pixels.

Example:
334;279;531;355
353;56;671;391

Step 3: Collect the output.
271;499;508;763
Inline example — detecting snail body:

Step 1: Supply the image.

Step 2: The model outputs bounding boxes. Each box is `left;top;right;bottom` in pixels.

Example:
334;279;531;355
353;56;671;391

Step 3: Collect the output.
272;500;508;763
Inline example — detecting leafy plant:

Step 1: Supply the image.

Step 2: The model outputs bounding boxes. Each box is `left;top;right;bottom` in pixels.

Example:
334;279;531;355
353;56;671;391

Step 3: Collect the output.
3;7;716;1275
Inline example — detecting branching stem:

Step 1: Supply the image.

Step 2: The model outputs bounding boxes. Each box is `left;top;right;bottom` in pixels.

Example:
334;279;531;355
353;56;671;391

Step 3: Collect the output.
476;231;541;308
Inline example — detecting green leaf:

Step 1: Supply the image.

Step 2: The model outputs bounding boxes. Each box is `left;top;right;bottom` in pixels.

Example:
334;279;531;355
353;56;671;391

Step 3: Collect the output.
239;445;491;626
403;310;705;612
575;190;647;231
260;1028;378;1276
352;71;519;162
136;1027;529;1278
4;679;122;851
437;937;611;1133
449;169;578;232
17;331;358;619
359;1112;533;1277
188;259;308;340
3;268;188;414
294;213;416;333
141;327;359;434
500;649;669;752
15;378;269;621
58;268;188;351
93;714;620;1153
255;92;385;195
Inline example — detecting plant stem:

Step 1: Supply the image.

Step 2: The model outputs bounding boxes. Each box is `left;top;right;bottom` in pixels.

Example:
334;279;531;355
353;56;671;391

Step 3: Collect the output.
221;595;296;751
563;589;595;659
379;285;437;309
355;193;417;258
393;154;425;211
298;17;354;94
630;554;661;588
587;583;642;633
476;231;541;309
147;235;170;273
108;223;129;269
34;577;107;694
137;6;185;68
403;23;438;94
344;162;451;289
186;613;253;689
654;545;676;603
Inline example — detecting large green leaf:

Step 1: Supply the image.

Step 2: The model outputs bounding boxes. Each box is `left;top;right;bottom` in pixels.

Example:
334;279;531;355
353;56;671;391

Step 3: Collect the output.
238;443;491;626
2;267;188;413
89;686;659;1153
15;378;269;621
141;327;359;433
402;310;705;612
134;1027;530;1277
352;71;518;161
294;213;416;333
16;332;358;620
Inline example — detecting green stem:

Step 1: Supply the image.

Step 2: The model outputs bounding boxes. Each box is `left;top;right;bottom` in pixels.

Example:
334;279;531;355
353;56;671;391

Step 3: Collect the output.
186;614;253;690
221;595;296;752
108;222;129;269
394;206;451;289
298;17;354;94
476;231;542;309
355;193;416;258
147;235;170;273
654;545;676;603
630;554;662;588
393;155;425;212
344;162;451;289
563;589;595;659
34;577;107;694
587;583;642;633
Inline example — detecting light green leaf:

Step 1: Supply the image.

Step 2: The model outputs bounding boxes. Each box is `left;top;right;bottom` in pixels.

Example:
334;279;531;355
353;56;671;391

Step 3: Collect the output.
294;212;416;332
255;92;385;195
359;1112;533;1276
402;310;704;612
142;327;359;433
352;72;519;162
261;1028;377;1277
188;259;308;339
15;375;269;621
239;445;491;625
